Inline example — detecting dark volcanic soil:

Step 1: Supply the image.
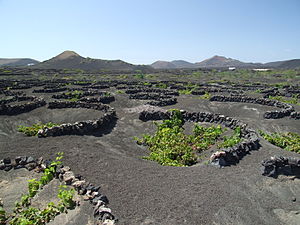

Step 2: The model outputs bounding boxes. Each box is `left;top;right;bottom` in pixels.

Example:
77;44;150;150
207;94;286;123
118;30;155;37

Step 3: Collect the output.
1;93;300;225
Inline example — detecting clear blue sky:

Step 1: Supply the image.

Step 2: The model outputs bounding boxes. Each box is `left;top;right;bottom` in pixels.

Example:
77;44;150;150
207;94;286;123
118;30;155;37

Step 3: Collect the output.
0;0;299;64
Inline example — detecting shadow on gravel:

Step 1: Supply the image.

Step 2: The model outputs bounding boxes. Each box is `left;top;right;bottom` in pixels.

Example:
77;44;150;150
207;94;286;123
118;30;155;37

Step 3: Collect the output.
272;166;300;179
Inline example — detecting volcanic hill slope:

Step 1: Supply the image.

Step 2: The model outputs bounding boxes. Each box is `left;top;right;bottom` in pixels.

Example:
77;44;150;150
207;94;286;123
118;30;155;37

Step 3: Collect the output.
151;60;197;69
0;58;39;67
264;59;300;69
195;55;261;68
150;56;262;69
34;50;152;71
150;56;300;69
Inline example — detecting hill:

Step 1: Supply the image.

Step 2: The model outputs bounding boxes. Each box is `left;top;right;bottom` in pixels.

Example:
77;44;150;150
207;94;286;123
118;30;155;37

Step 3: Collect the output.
150;56;300;69
150;56;262;69
171;60;197;68
151;61;177;69
265;59;300;69
195;55;261;68
0;58;39;67
151;60;197;69
34;51;152;71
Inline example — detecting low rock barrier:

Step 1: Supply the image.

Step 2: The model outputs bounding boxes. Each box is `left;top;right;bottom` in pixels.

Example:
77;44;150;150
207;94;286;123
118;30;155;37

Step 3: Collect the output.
52;90;109;100
0;156;116;224
33;87;68;93
48;101;111;112
125;88;179;96
290;112;300;120
79;96;115;104
37;101;116;137
261;155;300;178
210;95;294;119
147;97;177;107
0;96;46;115
0;90;25;96
139;109;260;167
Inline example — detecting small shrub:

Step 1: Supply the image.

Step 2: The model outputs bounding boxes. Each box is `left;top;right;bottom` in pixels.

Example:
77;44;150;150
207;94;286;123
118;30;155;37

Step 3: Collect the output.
18;122;59;136
199;92;211;99
154;83;168;89
218;127;242;148
269;95;300;105
259;130;300;153
116;90;125;94
136;110;225;166
57;185;76;209
178;89;193;95
0;202;6;224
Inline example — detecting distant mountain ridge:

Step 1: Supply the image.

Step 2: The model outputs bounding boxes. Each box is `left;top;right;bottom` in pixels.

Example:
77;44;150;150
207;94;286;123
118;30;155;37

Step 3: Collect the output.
0;58;39;67
151;60;196;69
151;55;300;69
1;52;299;70
34;50;152;71
195;55;261;68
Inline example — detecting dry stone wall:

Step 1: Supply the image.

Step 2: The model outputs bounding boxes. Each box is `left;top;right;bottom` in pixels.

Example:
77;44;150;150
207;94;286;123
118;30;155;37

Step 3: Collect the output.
0;156;116;224
37;101;116;137
210;95;295;119
261;155;300;178
139;109;260;167
0;96;46;115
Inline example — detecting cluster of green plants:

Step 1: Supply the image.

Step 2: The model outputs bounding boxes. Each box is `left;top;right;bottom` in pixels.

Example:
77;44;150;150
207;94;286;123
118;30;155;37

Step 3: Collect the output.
10;185;75;225
178;83;200;95
61;90;84;102
217;127;242;148
133;70;145;79
142;82;151;86
192;71;202;78
0;200;6;225
154;83;168;89
259;130;300;153
135;110;227;166
178;89;193;95
199;92;211;99
116;74;128;79
0;153;76;225
116;90;125;94
269;95;300;105
73;81;90;85
18;122;59;136
103;92;111;97
271;82;291;88
65;90;83;97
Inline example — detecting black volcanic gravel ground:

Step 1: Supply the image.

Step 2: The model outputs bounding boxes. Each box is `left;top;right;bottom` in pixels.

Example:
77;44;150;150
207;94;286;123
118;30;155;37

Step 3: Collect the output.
1;93;300;225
